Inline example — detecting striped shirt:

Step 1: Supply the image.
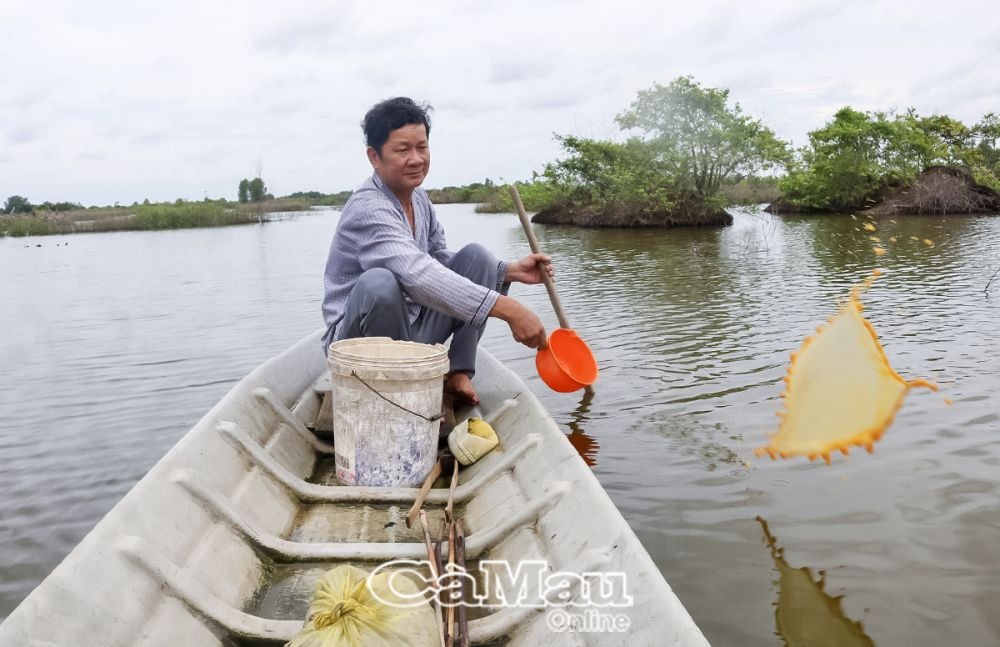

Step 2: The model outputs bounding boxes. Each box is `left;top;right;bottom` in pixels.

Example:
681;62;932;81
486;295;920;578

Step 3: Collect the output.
322;172;508;342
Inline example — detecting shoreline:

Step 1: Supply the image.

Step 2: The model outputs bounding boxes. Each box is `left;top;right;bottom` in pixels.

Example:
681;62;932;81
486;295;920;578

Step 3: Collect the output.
0;199;341;238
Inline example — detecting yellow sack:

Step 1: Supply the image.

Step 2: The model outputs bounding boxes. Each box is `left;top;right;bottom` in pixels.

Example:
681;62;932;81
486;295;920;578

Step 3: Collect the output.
448;417;499;466
286;564;438;647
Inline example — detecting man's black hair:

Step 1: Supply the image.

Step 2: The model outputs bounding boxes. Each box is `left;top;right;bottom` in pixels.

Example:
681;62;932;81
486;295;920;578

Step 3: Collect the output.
362;97;432;157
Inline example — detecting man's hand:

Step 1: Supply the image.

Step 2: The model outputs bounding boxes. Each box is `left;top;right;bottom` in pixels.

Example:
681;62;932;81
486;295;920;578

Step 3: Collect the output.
489;295;548;349
505;253;554;285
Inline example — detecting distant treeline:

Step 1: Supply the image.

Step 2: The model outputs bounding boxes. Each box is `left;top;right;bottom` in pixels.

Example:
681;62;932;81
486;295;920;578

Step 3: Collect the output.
283;190;353;205
0;184;356;237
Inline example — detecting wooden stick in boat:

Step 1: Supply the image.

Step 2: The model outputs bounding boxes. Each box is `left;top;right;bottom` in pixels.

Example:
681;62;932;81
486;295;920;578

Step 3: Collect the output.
434;520;446;644
455;520;469;647
445;458;459;523
445;516;457;647
419;510;448;647
442;459;460;646
407;459;442;529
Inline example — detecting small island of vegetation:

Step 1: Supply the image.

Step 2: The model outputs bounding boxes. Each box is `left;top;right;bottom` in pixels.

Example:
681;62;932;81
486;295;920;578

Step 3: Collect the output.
770;107;1000;215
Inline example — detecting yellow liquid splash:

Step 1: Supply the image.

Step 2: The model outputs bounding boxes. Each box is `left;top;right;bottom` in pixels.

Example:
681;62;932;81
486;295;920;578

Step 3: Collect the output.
757;271;936;464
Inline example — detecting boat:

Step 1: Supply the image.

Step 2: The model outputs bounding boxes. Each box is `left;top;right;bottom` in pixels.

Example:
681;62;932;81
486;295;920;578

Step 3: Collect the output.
0;330;709;646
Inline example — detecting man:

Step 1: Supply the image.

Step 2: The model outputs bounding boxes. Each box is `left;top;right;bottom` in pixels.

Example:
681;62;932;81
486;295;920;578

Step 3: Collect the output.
322;97;552;405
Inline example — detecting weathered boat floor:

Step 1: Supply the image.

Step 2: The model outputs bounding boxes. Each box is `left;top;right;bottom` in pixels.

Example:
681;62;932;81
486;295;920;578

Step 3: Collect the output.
290;502;460;544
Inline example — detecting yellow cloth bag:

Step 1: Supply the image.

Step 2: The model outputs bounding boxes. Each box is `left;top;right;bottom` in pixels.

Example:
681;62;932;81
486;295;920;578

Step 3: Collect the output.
286;564;438;647
448;417;499;466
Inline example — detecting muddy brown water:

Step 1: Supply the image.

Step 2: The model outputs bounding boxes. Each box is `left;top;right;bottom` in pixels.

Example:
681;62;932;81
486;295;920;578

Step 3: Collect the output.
1;205;998;644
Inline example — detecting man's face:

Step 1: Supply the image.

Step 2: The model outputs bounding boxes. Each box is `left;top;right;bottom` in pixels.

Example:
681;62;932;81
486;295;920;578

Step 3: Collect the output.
367;123;430;196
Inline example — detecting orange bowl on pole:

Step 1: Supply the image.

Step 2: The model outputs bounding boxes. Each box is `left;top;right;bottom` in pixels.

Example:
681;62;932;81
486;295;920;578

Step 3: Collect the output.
509;184;599;395
535;328;599;393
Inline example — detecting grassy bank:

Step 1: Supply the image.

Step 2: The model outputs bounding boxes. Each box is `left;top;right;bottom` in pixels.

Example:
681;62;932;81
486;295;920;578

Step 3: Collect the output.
0;198;330;238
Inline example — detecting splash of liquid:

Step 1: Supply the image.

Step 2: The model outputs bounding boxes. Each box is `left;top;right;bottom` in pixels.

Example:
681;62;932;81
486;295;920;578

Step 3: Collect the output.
757;271;936;464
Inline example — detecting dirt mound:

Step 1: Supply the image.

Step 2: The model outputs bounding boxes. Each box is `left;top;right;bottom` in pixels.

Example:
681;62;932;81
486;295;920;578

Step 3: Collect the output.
532;200;733;228
866;166;1000;215
764;198;831;215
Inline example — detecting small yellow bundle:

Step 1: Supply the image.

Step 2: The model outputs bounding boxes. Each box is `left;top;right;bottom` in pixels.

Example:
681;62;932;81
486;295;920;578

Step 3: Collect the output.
448;417;499;466
286;564;437;647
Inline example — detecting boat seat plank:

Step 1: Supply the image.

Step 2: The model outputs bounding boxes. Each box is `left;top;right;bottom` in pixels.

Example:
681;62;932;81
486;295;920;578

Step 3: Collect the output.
217;420;541;504
173;468;568;561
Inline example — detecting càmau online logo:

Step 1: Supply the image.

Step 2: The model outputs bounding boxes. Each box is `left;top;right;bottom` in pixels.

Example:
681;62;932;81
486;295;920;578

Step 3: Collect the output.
367;559;634;609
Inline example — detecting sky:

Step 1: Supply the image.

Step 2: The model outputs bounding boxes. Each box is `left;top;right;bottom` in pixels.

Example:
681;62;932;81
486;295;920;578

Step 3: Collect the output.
2;0;998;206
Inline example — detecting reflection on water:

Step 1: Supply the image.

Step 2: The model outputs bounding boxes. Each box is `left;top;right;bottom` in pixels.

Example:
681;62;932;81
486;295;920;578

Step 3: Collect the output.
758;516;875;647
2;205;999;645
564;389;599;467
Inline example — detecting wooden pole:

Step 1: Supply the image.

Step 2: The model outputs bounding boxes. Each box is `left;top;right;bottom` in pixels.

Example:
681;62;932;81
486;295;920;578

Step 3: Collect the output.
509;185;595;396
419;511;448;647
406;459;442;529
509;185;571;329
455;520;469;647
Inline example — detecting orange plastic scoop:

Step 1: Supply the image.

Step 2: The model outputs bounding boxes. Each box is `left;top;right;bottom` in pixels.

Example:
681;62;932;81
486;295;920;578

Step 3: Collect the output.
536;328;599;392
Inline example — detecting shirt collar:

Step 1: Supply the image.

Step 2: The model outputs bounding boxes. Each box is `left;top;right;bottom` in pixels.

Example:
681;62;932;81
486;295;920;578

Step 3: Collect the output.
371;171;422;215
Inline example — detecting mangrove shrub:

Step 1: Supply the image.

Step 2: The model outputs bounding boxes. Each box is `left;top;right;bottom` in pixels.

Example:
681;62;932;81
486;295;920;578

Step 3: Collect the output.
530;76;789;224
614;76;789;214
780;108;1000;211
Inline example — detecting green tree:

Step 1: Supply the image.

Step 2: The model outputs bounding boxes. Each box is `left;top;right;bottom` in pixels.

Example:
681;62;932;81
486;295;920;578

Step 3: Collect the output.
248;177;266;202
614;76;789;211
969;113;1000;190
238;178;250;203
780;108;985;211
3;195;32;214
539;135;673;211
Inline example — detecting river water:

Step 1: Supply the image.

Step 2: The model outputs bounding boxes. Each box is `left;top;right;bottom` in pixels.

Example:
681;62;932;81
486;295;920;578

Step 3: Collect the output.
1;205;998;645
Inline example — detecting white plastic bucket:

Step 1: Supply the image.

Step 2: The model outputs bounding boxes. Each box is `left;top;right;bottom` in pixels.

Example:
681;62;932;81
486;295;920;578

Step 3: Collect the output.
327;337;449;487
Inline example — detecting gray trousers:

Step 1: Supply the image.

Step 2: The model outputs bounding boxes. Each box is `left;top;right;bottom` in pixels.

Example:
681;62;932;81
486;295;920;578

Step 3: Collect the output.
331;243;500;377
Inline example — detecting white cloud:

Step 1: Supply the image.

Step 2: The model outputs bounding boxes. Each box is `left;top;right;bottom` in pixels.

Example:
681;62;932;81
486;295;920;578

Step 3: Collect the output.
2;0;998;205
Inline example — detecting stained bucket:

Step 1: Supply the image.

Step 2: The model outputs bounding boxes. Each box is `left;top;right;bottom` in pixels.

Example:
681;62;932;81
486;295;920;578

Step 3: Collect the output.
327;337;449;487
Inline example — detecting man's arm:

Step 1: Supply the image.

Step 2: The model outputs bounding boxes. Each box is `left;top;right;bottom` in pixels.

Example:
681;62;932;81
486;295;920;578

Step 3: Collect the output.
426;197;510;295
352;205;499;327
489;295;547;349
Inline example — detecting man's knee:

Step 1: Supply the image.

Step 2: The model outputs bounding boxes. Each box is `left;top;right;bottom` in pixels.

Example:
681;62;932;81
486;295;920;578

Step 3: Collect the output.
453;242;496;267
355;268;403;305
341;268;409;340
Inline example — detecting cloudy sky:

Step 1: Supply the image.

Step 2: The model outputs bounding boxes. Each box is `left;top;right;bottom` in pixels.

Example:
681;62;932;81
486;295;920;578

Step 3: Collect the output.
3;0;998;206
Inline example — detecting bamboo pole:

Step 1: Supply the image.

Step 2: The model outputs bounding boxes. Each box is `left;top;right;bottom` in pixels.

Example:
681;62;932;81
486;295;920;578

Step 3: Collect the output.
509;185;595;396
419;511;448;647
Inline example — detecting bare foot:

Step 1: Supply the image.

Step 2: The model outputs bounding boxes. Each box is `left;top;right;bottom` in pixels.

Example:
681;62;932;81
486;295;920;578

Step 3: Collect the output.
444;372;479;406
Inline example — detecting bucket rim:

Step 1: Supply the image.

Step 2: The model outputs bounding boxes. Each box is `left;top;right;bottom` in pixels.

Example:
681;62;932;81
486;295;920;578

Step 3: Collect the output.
328;337;449;380
328;337;448;361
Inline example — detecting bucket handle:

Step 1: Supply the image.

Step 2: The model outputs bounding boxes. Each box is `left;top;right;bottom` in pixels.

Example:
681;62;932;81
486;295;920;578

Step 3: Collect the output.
349;371;445;422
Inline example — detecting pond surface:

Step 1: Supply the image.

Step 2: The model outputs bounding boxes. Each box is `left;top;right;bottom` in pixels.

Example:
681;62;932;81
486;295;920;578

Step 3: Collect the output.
1;205;998;645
